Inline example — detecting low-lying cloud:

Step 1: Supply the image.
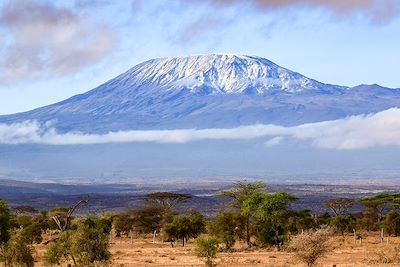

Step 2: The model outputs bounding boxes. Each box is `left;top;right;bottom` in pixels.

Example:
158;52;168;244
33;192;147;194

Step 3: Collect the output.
1;108;400;150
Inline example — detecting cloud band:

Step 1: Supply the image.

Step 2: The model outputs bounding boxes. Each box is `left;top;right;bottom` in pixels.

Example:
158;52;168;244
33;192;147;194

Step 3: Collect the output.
1;108;400;150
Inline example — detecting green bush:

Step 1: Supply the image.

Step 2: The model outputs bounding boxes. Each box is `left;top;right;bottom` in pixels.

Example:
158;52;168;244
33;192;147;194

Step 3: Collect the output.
195;236;219;267
208;212;239;250
1;231;34;267
381;210;400;236
45;216;111;266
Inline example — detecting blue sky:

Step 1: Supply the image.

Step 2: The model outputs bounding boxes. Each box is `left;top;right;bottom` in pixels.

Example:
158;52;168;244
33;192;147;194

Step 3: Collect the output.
1;0;400;115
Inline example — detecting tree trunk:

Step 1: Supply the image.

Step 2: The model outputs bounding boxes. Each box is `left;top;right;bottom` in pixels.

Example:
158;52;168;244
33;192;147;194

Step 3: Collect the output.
71;255;77;267
274;230;280;250
246;216;251;248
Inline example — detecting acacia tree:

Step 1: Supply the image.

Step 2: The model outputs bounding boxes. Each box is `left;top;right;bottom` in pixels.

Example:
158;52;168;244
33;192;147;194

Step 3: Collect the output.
358;195;392;223
323;198;354;217
218;180;267;247
242;191;298;250
164;211;206;247
145;192;192;210
208;211;241;251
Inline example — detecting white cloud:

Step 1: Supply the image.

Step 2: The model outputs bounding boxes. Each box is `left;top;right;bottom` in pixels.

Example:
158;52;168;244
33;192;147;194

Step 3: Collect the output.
264;136;284;147
0;0;114;83
1;108;400;150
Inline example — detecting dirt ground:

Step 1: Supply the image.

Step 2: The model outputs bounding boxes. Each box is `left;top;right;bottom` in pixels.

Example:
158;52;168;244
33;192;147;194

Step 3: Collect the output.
33;232;400;267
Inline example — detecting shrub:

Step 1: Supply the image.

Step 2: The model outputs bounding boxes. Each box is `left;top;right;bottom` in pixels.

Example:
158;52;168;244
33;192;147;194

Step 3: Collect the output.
381;210;400;236
195;236;219;267
1;231;34;267
45;216;111;266
289;226;333;267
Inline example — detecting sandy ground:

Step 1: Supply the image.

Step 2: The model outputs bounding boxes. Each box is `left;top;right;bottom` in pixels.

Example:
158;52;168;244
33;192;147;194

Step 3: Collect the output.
33;232;400;267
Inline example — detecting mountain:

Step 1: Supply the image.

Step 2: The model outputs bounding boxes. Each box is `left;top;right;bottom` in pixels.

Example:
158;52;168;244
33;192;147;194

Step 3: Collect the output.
1;54;400;133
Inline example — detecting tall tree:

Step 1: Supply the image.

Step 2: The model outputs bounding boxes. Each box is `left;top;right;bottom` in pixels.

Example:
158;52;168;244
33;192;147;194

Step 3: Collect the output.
208;211;241;251
218;180;267;247
242;191;298;250
164;210;205;247
357;193;397;222
0;200;11;245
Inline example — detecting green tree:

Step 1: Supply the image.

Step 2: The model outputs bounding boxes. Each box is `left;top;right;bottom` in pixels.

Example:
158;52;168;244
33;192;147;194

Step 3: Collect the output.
208;212;239;250
21;222;43;244
11;213;44;244
0;200;11;245
381;210;400;236
132;205;168;234
330;215;355;237
113;212;134;237
195;236;219;267
218;180;267;247
242;191;298;249
164;210;206;247
358;194;393;222
1;231;34;267
45;216;111;266
287;209;316;234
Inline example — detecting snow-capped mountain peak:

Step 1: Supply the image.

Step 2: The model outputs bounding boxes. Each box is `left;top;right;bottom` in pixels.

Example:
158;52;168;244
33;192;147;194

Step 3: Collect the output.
117;54;345;94
1;54;399;133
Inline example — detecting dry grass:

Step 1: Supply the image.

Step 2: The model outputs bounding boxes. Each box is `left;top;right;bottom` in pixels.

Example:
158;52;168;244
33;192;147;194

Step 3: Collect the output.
32;233;400;266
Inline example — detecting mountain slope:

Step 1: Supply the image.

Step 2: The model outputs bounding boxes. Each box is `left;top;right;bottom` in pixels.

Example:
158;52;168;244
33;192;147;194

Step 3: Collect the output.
1;54;399;133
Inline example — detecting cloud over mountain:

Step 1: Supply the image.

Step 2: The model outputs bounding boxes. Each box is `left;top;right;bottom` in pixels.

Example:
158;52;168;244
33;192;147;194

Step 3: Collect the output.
1;108;400;150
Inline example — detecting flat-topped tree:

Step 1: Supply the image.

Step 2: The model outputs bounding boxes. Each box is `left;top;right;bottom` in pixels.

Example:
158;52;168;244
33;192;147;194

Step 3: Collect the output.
358;193;400;222
323;198;354;217
145;192;192;210
218;180;268;209
12;206;38;215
